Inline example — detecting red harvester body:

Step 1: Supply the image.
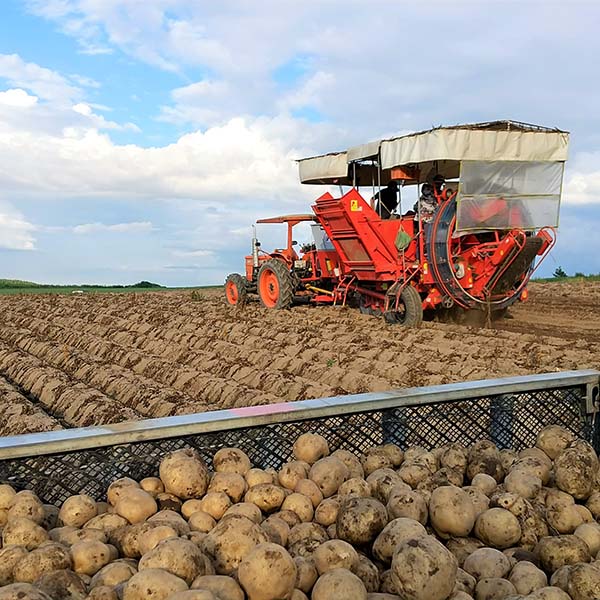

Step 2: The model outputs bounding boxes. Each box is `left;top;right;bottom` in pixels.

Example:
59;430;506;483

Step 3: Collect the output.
225;121;568;325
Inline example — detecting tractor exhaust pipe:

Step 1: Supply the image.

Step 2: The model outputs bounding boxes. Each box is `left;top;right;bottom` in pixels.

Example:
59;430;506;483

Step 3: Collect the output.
252;225;260;268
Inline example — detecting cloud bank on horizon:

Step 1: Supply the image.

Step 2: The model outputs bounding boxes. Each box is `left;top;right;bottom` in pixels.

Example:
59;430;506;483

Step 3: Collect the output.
0;0;599;285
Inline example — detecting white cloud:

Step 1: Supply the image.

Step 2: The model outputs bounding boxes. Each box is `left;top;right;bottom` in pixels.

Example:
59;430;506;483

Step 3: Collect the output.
13;1;600;286
73;102;93;117
0;55;331;233
0;88;38;108
229;226;252;236
72;102;92;116
72;221;154;234
278;71;335;112
560;152;600;205
0;53;82;104
26;1;289;75
25;0;75;20
165;19;234;73
69;74;100;88
70;102;136;131
79;45;114;56
89;103;111;112
0;99;135;138
171;249;214;258
159;79;232;125
563;172;600;205
0;114;322;205
0;201;36;250
24;1;600;139
0;55;139;137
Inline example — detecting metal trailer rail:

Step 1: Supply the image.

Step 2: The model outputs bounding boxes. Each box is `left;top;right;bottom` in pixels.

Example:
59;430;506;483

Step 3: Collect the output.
1;370;598;505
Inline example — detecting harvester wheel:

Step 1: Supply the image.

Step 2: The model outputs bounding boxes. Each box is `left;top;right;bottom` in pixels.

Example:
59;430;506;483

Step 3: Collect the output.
257;259;294;309
224;273;248;306
388;285;423;327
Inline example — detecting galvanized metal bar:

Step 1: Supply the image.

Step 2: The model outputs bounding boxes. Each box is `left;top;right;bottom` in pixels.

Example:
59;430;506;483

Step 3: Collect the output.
585;378;600;414
0;370;597;460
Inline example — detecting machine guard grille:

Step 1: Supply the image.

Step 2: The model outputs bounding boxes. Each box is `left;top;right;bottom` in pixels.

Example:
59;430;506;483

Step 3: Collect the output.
0;371;598;505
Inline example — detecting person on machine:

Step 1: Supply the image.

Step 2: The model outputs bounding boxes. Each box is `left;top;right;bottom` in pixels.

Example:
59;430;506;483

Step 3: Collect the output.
432;174;445;201
373;181;399;219
413;183;438;223
431;173;457;202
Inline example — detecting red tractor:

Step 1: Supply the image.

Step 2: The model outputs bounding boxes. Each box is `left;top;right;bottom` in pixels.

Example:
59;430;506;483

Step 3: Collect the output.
225;121;569;325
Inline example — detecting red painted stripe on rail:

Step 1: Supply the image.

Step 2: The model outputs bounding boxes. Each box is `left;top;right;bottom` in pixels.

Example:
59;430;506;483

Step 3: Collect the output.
229;403;297;417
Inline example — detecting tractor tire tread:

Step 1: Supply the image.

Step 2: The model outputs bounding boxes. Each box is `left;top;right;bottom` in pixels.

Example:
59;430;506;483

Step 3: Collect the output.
225;273;248;306
399;285;423;327
258;259;294;309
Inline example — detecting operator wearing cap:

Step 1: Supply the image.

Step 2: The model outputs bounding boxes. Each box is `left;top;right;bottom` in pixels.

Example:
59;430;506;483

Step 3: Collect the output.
432;174;456;202
432;174;445;200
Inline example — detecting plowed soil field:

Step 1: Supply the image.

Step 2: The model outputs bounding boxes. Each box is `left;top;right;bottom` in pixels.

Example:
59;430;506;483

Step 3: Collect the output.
0;281;598;436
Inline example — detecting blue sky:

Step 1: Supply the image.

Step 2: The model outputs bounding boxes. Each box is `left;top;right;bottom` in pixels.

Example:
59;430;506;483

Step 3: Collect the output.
0;0;599;285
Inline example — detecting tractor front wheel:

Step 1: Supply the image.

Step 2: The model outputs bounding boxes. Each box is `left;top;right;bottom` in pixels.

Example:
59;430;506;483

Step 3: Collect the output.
258;259;294;309
224;273;248;306
385;285;423;327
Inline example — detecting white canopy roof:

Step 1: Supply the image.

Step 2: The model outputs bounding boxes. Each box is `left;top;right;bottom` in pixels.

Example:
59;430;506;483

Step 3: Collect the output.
347;140;381;162
297;152;348;185
297;121;569;184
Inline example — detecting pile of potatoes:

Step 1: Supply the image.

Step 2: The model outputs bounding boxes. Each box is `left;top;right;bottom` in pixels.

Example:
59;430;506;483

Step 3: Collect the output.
1;426;600;600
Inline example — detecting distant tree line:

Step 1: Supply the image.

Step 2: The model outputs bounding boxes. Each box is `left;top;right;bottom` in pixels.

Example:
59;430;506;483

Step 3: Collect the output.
0;279;163;289
550;267;598;280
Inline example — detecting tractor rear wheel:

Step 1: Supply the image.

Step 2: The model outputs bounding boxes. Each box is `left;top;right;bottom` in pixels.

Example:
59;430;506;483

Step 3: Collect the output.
224;273;248;306
386;285;423;327
258;259;294;309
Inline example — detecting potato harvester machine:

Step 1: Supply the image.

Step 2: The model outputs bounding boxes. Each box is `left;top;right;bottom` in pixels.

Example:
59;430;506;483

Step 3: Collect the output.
225;121;569;325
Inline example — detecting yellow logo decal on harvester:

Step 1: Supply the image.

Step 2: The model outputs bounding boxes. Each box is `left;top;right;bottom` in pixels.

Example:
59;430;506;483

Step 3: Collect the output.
350;199;362;212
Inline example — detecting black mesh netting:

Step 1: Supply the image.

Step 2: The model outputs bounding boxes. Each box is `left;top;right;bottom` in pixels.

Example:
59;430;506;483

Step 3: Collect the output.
0;385;594;505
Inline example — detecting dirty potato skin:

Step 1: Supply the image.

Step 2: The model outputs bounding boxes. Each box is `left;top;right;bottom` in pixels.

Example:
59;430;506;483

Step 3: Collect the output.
213;448;252;476
309;457;349;498
191;574;245;600
0;582;54;599
312;539;358;574
201;515;269;575
534;535;591;573
237;542;297;600
565;563;600;600
428;486;476;539
159;449;210;500
462;547;512;580
138;537;210;585
474;576;517;599
34;569;88;599
121;568;188;600
4;426;600;599
372;517;427;564
554;441;599;500
292;434;329;465
58;495;97;528
311;568;367;600
12;542;72;583
473;508;521;549
336;497;387;545
390;535;457;600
